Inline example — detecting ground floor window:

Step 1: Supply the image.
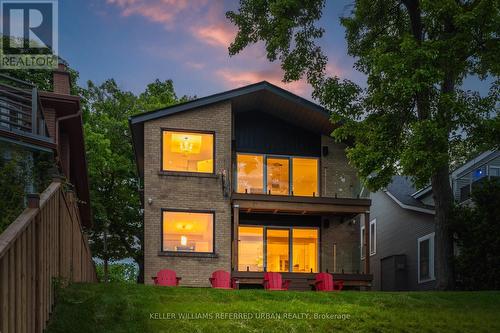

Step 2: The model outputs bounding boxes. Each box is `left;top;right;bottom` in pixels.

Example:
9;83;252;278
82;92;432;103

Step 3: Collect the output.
418;232;435;283
162;210;214;253
238;226;318;273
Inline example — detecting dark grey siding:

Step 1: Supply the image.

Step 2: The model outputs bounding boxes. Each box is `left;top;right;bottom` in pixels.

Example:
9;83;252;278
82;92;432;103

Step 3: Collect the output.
235;111;321;156
368;191;436;291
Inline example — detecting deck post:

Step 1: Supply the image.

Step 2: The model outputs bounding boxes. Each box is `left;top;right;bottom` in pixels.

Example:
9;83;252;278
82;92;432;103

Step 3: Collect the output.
364;212;370;274
31;87;37;135
233;204;239;271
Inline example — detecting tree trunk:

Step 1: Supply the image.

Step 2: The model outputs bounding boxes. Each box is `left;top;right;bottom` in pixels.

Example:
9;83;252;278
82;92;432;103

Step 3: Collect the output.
103;227;109;283
135;255;144;284
431;165;456;290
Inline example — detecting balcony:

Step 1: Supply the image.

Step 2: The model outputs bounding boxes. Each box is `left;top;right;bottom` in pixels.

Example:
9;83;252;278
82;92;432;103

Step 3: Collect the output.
234;152;368;200
0;74;53;148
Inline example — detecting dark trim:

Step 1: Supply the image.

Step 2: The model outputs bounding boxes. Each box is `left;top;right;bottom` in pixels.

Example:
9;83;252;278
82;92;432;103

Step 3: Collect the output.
130;81;328;125
160;208;216;255
158;251;219;258
160;128;216;176
0;128;56;150
232;192;371;206
158;171;218;179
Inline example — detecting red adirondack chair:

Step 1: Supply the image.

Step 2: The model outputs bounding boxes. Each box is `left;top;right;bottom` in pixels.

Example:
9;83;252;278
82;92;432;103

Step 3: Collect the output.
314;272;344;291
263;272;291;291
152;269;181;286
209;270;239;289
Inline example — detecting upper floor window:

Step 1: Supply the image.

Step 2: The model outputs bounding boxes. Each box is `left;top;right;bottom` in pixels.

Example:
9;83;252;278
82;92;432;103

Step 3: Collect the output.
162;130;214;173
237;154;264;194
236;153;318;197
292;158;318;196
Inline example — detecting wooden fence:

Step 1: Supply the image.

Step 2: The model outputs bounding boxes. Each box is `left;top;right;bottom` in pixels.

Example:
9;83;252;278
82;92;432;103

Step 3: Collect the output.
0;179;97;333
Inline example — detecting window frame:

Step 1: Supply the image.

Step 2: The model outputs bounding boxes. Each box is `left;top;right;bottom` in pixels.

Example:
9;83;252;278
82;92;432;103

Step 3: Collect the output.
160;208;216;255
360;225;365;260
417;232;435;283
160;128;216;175
235;152;320;197
237;225;319;273
369;219;376;256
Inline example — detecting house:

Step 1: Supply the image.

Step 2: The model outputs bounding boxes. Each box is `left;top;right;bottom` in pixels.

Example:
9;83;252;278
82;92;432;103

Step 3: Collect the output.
0;62;91;227
367;151;500;291
130;81;373;289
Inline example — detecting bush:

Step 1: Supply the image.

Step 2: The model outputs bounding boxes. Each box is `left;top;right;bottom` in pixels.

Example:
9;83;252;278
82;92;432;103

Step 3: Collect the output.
454;179;500;290
95;262;139;283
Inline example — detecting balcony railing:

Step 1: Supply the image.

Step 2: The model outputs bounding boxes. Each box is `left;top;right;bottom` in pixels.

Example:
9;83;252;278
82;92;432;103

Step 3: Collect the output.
0;74;51;143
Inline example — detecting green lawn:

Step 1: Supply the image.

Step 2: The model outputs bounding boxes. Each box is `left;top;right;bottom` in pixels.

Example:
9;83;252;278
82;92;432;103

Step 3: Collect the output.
46;283;500;333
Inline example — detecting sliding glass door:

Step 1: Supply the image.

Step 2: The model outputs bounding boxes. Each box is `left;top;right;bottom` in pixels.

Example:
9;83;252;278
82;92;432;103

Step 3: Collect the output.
238;226;318;273
266;228;290;272
236;153;319;197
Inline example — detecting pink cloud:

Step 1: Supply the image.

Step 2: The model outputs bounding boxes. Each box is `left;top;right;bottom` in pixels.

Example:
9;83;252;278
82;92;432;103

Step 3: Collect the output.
106;0;193;28
216;67;311;97
191;24;236;47
185;61;205;69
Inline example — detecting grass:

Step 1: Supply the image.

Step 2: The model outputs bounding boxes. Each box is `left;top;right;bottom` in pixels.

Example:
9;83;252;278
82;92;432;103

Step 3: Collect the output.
46;283;500;333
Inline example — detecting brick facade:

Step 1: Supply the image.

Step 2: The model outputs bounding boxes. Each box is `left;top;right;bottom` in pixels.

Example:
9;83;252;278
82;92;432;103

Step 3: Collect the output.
143;101;232;286
320;216;361;273
142;102;364;286
321;135;359;198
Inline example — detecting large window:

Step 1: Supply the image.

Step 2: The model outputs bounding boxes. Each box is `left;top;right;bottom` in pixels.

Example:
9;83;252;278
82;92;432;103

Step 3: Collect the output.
236;153;319;197
236;154;264;194
418;232;435;283
162;130;214;173
267;158;290;195
292;158;318;196
238;226;264;271
237;226;318;273
292;228;318;273
266;228;290;272
162;211;214;253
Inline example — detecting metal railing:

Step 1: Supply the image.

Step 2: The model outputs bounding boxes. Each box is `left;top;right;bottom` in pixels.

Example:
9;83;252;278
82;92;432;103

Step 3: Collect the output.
0;74;51;142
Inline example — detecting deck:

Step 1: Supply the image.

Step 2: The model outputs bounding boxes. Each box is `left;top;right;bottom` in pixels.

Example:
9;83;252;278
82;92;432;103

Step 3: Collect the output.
232;271;373;291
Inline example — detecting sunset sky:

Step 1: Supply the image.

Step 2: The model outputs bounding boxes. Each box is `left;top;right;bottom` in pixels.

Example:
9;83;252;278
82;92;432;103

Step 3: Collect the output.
60;0;490;100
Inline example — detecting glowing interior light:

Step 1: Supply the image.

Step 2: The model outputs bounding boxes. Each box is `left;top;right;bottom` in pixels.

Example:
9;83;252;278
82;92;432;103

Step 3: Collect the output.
180;235;187;246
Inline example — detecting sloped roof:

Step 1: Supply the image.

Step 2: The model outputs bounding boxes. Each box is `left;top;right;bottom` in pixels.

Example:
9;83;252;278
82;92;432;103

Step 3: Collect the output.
384;176;435;214
129;81;334;179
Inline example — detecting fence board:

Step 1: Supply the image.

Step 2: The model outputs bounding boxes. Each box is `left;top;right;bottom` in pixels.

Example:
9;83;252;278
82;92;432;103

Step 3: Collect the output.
0;182;97;332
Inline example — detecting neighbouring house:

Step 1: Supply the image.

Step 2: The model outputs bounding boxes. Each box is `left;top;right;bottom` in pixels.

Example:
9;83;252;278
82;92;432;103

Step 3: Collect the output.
0;63;91;227
130;81;373;290
367;150;500;291
0;63;96;332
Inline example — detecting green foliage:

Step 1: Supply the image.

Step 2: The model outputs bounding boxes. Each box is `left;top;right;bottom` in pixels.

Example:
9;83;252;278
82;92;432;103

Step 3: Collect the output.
95;263;139;283
47;284;500;333
83;79;190;282
0;143;54;232
0;37;80;94
0;155;25;232
453;179;500;290
228;0;499;289
227;0;499;190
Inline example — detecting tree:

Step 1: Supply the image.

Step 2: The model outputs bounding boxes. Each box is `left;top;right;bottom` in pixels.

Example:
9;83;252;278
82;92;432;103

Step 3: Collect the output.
227;0;499;289
83;79;189;283
0;65;73;232
453;179;500;290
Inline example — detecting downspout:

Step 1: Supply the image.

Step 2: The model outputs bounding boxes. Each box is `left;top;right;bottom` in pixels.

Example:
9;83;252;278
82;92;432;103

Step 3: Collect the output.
55;110;82;170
